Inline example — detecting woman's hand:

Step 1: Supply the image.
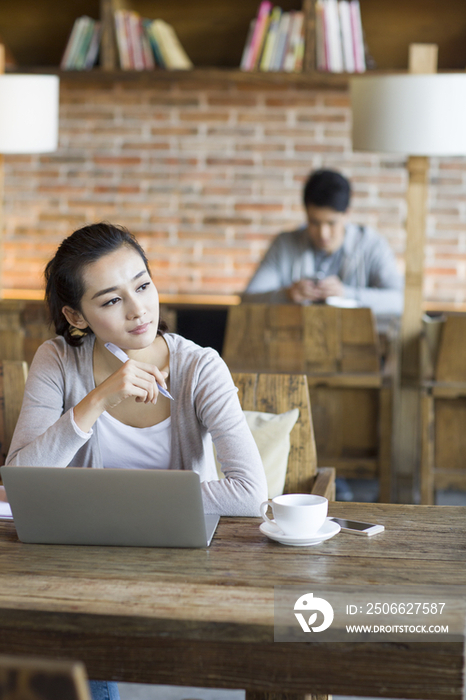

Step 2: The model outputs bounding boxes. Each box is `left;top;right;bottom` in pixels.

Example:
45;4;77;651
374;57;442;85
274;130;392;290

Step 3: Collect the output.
97;359;168;410
73;360;168;433
0;486;8;503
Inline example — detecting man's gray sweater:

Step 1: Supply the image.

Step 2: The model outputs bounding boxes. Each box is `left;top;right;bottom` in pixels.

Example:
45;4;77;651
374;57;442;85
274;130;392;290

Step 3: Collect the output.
243;224;403;315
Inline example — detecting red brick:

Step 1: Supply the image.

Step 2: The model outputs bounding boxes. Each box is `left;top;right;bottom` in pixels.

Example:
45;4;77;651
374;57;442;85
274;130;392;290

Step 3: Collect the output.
297;113;347;123
265;97;318;107
425;268;458;275
94;186;141;194
322;95;351;107
207;96;259;107
151;127;199;135
206;157;254;167
234;203;284;212
203;217;252;226
294;144;345;153
235;143;286;152
238;112;286;123
179;111;229;122
93;156;142;165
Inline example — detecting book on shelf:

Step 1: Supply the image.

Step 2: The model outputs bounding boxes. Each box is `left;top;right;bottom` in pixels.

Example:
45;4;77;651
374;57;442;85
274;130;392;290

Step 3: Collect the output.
315;0;327;71
114;11;192;70
126;11;145;70
240;18;256;70
114;10;131;69
143;19;166;67
283;11;304;72
259;6;281;71
270;12;290;71
338;0;355;73
60;16;101;70
325;0;344;72
149;19;193;69
315;0;366;73
350;0;366;72
247;0;273;70
241;3;305;73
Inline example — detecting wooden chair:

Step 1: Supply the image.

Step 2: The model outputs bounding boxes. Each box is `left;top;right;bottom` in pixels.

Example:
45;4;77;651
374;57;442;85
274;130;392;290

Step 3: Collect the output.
420;313;466;504
0;301;54;365
224;304;395;502
0;654;91;700
232;371;335;500
0;360;28;466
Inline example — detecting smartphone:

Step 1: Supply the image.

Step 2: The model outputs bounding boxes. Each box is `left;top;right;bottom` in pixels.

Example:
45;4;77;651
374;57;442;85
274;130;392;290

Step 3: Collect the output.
330;517;385;536
307;271;325;284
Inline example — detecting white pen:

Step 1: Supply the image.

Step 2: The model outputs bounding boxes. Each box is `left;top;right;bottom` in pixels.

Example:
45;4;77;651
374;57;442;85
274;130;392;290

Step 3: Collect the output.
105;342;174;401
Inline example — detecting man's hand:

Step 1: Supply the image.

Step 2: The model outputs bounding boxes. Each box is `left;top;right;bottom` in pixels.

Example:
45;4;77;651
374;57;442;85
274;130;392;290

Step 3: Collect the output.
288;279;323;304
316;275;344;299
288;275;344;304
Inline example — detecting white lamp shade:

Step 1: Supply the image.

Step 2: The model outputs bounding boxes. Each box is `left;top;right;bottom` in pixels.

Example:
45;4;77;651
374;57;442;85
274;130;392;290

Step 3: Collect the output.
351;74;466;156
0;74;59;153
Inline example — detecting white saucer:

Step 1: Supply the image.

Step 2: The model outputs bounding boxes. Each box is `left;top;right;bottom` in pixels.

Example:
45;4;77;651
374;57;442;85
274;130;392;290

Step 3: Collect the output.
260;517;341;546
326;296;360;308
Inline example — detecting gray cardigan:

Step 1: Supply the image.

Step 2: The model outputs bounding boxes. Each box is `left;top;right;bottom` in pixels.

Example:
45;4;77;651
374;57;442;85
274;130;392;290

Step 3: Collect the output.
243;223;403;315
6;333;267;516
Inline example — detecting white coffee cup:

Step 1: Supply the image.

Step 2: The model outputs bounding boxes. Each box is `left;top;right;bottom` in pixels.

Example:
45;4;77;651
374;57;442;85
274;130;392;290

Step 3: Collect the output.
260;494;328;537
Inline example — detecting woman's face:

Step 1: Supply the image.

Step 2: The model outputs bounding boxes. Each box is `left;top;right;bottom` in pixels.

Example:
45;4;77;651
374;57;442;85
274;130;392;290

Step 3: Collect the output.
66;245;159;351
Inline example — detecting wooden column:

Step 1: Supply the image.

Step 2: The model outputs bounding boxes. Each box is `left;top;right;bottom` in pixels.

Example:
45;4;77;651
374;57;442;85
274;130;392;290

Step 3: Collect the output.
393;44;438;502
0;45;5;296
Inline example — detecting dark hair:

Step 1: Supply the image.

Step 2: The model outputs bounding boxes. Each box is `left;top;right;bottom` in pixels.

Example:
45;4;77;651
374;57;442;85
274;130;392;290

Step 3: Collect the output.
303;169;351;212
45;222;167;346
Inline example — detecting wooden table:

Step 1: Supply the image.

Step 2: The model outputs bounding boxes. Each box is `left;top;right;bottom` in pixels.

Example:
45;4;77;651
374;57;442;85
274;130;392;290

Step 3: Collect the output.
0;502;465;700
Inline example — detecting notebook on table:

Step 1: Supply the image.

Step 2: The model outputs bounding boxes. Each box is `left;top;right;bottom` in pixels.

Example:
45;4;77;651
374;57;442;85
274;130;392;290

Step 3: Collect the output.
0;466;220;548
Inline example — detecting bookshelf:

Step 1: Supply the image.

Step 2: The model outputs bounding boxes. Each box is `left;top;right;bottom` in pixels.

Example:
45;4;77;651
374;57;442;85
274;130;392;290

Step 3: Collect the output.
0;0;465;89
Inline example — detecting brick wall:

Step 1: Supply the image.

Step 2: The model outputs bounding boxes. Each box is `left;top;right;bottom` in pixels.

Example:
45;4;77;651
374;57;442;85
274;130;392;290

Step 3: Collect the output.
3;80;466;304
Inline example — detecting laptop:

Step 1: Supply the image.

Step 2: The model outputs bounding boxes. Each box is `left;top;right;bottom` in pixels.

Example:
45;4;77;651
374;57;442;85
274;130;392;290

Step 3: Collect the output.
0;466;220;548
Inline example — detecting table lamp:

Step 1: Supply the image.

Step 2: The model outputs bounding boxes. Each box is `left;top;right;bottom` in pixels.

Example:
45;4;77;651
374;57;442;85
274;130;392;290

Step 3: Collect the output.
0;44;59;292
350;45;466;499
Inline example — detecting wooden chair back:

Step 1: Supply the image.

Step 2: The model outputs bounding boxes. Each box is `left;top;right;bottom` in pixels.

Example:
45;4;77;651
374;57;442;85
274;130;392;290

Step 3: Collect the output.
0;654;91;700
434;315;466;382
0;300;54;365
224;303;380;374
0;360;28;465
231;372;320;495
420;313;466;503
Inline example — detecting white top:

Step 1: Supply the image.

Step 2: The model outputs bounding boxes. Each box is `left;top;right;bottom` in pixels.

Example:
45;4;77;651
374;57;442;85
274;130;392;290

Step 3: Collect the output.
98;411;172;470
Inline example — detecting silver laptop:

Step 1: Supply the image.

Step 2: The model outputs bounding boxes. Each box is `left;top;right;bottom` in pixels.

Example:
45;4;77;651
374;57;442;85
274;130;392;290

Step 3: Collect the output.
0;467;220;548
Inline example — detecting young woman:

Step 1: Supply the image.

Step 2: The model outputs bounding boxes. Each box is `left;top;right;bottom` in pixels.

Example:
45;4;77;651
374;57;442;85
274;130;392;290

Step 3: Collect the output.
6;222;267;700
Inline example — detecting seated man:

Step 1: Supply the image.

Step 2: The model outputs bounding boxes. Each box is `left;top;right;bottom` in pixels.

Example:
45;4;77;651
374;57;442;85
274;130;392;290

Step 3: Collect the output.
242;169;403;315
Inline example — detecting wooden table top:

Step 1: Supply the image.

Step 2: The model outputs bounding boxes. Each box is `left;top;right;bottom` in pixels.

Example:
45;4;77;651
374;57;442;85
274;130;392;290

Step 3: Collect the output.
0;502;465;699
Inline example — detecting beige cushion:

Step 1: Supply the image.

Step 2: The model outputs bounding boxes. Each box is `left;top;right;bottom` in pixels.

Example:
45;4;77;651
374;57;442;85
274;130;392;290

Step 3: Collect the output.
215;408;300;499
